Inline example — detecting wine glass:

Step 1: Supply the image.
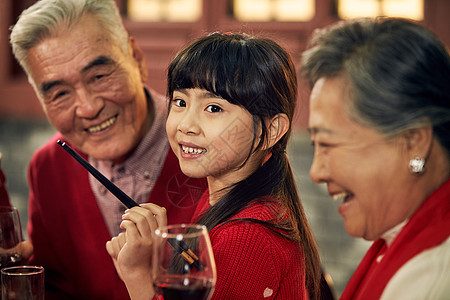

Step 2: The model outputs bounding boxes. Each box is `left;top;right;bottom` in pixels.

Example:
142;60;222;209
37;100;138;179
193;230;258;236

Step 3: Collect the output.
152;224;216;300
0;206;23;270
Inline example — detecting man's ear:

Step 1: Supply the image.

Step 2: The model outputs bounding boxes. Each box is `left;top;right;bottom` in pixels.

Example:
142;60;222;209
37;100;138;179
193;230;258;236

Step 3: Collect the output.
263;113;290;150
129;36;148;82
403;125;433;158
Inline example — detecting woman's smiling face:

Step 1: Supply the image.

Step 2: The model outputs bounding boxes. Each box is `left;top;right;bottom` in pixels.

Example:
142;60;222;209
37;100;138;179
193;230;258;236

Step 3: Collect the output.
308;76;421;241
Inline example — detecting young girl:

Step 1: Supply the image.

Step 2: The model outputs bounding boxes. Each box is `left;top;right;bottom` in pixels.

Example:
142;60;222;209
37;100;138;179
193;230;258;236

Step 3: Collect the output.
106;32;321;299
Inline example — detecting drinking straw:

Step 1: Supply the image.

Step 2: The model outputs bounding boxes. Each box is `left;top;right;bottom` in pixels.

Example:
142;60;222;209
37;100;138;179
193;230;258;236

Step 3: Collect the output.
57;140;138;208
57;140;204;270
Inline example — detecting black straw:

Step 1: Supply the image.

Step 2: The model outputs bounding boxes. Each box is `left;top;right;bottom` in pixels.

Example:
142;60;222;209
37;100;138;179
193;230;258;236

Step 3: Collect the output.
57;140;139;209
56;140;204;271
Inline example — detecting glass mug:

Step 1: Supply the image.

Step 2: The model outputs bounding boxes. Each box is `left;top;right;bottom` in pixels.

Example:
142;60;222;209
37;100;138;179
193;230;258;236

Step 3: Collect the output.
1;266;45;300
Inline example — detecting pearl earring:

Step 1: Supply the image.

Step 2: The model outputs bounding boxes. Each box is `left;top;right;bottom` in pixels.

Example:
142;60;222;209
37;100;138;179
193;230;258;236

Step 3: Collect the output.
409;157;425;174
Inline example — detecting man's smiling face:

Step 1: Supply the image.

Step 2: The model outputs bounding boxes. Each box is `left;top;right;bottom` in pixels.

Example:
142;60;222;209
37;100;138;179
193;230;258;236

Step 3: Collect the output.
27;15;149;162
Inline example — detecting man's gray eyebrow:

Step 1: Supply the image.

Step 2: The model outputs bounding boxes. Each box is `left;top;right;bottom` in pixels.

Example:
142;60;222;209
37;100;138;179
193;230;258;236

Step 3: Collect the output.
40;80;64;94
81;56;116;73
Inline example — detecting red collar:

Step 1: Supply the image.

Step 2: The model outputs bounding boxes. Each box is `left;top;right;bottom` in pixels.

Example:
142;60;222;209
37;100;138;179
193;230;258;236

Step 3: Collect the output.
341;179;450;300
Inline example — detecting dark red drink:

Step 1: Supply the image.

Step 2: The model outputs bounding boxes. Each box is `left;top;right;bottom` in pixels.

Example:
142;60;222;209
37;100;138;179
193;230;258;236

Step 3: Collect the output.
154;275;214;300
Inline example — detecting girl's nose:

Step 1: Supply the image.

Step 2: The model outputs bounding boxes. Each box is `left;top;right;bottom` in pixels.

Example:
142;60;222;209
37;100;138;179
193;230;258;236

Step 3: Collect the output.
177;111;200;135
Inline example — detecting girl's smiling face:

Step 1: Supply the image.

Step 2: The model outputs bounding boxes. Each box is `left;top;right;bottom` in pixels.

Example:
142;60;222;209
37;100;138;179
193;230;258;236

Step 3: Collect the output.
308;76;424;241
166;88;264;197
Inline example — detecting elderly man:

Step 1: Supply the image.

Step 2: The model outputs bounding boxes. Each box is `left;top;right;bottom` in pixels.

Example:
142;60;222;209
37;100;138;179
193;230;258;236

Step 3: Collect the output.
10;0;205;298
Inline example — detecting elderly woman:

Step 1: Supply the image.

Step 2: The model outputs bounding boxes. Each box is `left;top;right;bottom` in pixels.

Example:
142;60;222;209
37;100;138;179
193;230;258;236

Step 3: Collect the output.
301;18;450;299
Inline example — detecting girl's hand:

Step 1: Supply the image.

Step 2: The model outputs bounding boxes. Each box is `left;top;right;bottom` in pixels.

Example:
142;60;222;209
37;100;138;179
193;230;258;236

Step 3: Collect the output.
106;204;167;299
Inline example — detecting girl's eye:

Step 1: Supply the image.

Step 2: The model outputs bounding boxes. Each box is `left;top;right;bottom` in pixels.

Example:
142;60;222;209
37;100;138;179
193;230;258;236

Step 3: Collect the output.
205;105;222;113
173;99;186;107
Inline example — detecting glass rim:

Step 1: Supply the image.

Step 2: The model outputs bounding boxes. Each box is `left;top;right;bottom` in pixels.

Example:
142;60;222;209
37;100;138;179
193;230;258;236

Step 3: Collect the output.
155;224;207;238
1;265;44;276
0;206;18;213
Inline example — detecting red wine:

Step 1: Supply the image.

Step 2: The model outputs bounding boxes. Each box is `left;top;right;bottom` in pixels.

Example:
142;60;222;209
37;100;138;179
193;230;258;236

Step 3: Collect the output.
154;275;214;300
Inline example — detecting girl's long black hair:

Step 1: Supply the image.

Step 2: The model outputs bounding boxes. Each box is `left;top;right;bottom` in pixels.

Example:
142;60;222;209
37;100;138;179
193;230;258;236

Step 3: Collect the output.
167;32;321;298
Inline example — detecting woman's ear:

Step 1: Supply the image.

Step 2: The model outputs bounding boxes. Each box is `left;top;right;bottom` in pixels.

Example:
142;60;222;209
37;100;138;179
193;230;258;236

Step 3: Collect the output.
403;124;433;158
263;113;290;150
129;36;148;83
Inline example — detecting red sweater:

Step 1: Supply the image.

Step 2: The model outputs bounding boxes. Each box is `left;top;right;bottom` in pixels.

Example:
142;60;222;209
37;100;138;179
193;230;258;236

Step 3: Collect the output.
193;192;307;300
27;133;206;300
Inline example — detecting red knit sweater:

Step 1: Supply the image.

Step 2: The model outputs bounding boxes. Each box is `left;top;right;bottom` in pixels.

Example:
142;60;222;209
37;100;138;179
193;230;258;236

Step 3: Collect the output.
193;192;307;300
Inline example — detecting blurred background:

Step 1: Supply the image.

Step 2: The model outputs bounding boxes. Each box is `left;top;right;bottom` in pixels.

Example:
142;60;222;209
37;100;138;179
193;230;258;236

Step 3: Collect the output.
1;0;449;297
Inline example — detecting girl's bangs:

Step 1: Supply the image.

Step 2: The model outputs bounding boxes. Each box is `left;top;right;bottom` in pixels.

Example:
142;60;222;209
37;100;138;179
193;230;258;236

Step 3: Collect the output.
168;37;258;106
